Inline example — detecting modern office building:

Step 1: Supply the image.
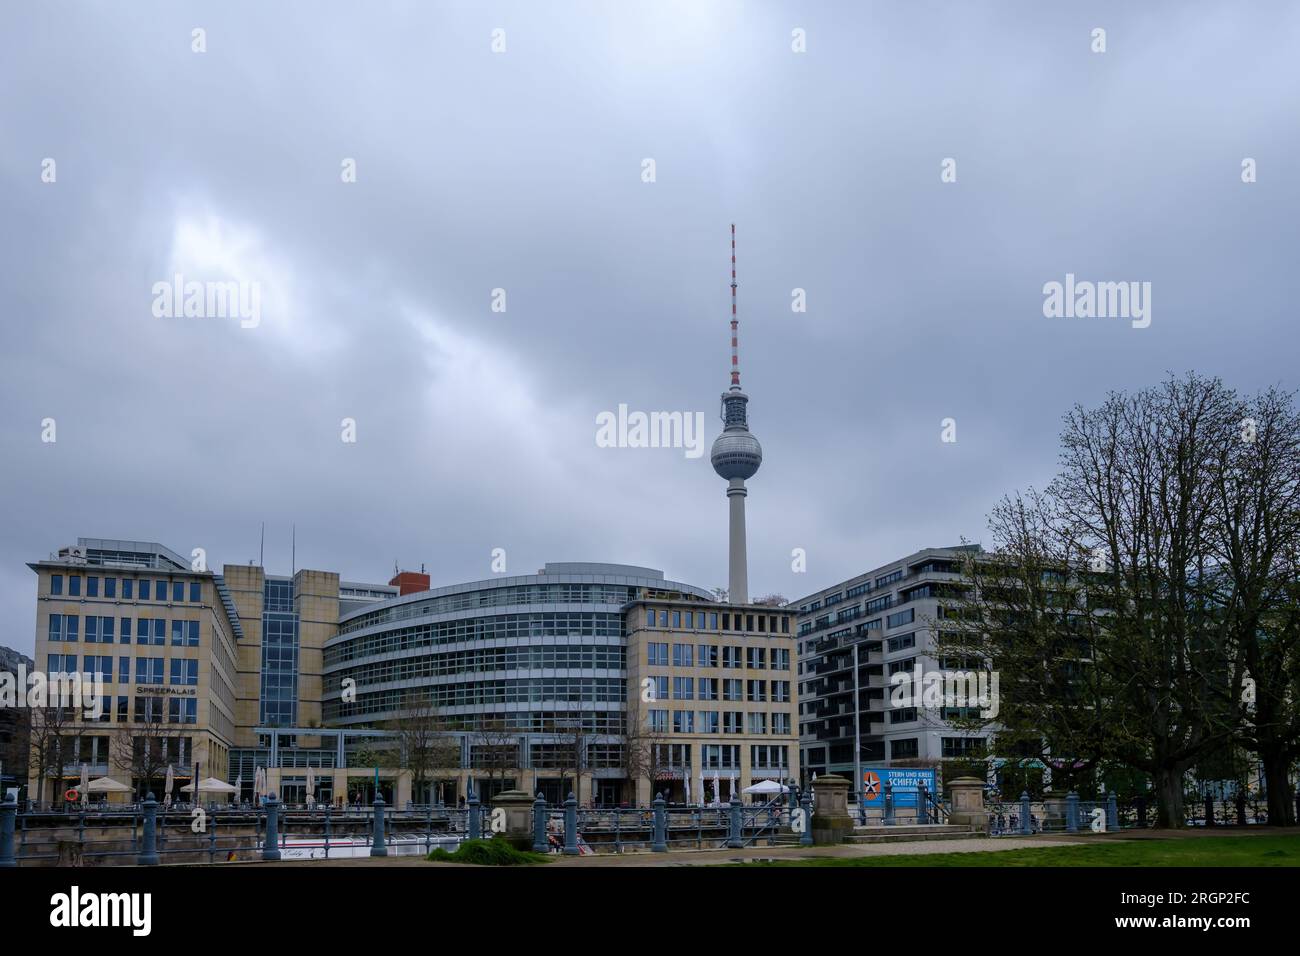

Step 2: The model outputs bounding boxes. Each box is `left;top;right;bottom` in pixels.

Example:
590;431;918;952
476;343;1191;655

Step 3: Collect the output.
794;546;993;785
27;539;244;801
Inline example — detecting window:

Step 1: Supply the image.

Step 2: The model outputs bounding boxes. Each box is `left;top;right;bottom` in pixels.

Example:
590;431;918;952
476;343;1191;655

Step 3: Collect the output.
66;616;79;641
136;657;165;684
153;619;165;645
118;656;130;683
155;580;166;600
886;608;915;629
134;696;164;723
708;613;718;629
888;657;916;675
699;711;719;733
85;616;100;643
68;576;82;597
781;617;790;633
51;574;63;595
772;681;791;703
646;608;655;627
672;676;694;700
723;679;743;702
104;577;116;598
698;645;718;668
48;615;64;642
724;711;743;734
116;696;128;721
647;642;668;666
648;709;669;733
173;581;185;602
942;737;986;758
168;697;197;724
48;653;76;675
673;711;695;733
650;676;668;702
747;680;767;702
747;712;767;734
87;576;99;597
170;658;198;686
746;647;766;670
122;578;133;600
889;707;918;724
698;677;718;701
722;646;742;669
890;738;919;759
771;648;790;670
84;655;111;681
100;616;115;643
887;633;916;653
672;611;681;628
659;610;668;627
672;643;694;667
772;713;791;735
746;614;755;631
139;580;150;601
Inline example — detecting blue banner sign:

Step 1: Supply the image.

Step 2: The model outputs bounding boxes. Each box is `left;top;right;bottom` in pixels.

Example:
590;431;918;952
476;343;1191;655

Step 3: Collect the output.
861;768;936;807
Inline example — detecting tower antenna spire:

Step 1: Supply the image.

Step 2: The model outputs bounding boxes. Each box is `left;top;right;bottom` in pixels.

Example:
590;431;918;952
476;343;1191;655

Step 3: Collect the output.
730;223;740;389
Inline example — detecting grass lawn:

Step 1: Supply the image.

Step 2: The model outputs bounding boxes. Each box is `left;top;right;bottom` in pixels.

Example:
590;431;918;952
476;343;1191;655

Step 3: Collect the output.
738;835;1300;867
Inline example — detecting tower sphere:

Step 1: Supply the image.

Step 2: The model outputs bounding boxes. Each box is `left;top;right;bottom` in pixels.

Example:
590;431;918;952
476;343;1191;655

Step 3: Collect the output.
711;431;763;480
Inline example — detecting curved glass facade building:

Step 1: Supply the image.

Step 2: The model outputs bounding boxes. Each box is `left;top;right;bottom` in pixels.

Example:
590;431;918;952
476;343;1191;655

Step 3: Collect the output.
322;562;713;801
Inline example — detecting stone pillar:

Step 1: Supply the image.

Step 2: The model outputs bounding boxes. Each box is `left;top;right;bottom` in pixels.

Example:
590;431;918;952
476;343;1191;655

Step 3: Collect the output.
490;789;536;851
946;776;988;833
0;793;17;867
138;793;160;865
370;794;388;857
810;774;853;844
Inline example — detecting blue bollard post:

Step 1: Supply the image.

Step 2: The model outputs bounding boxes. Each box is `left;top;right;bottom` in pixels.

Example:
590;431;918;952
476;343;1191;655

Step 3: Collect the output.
883;781;894;826
0;793;16;867
563;792;579;856
1066;791;1079;832
138;793;160;865
370;794;388;857
800;791;814;847
1107;792;1118;831
652;793;668;852
726;793;743;848
533;792;548;853
467;790;481;840
918;783;929;825
1019;791;1031;835
263;792;281;861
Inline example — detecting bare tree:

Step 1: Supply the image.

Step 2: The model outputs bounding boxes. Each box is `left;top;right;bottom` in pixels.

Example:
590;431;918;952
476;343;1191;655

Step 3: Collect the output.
28;705;78;807
472;718;521;797
624;701;672;806
111;716;187;800
383;691;461;804
1207;385;1300;824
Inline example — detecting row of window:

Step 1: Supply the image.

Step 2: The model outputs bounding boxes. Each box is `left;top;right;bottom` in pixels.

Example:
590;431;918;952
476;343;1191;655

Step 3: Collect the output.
50;573;202;604
654;743;790;769
332;645;626;689
646;608;792;634
47;654;199;686
645;709;793;735
47;614;200;646
644;643;790;670
645;676;792;703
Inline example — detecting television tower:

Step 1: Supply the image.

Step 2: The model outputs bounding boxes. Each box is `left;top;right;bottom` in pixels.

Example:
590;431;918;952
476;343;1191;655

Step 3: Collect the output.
710;224;763;604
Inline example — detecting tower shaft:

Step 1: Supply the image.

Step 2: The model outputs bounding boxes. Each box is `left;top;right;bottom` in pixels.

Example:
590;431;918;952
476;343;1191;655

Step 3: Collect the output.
727;479;748;603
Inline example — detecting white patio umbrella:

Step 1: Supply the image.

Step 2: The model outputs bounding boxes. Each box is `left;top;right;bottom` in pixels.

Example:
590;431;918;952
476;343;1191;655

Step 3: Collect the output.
712;770;721;808
254;766;265;802
743;780;789;796
181;777;236;794
683;774;691;805
696;769;704;808
305;766;316;807
82;776;131;793
80;764;89;809
234;773;242;804
163;765;174;806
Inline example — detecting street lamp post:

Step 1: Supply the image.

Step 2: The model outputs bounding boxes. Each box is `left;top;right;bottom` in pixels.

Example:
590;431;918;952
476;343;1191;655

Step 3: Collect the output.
852;641;863;816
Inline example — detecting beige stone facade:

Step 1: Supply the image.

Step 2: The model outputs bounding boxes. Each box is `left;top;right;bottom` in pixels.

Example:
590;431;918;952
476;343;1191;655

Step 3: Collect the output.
623;598;799;805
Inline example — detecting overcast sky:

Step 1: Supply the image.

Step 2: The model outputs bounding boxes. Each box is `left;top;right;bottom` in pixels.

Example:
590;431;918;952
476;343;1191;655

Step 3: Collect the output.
2;1;1298;657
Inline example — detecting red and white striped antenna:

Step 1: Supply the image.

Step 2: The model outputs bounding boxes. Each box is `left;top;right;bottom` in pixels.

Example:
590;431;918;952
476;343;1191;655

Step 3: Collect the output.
730;223;740;388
